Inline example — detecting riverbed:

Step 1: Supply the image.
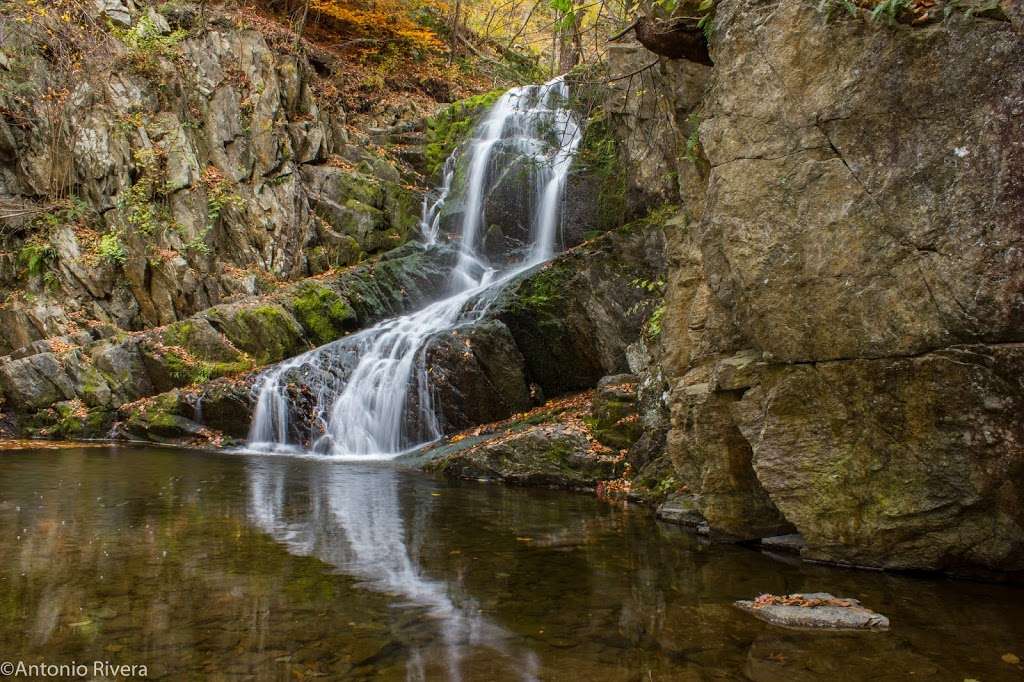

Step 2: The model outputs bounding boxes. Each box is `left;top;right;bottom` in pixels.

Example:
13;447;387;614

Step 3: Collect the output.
1;445;1021;680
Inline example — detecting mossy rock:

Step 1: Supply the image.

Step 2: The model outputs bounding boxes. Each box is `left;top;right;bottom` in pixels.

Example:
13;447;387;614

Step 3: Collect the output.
290;282;356;346
424;88;506;178
25;401;114;440
205;303;304;365
121;391;199;441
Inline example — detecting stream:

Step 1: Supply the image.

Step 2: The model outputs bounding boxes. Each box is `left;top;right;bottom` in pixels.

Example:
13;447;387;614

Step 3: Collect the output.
1;445;1022;680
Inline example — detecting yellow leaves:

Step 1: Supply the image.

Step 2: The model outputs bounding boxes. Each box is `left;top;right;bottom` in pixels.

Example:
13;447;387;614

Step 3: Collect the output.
1003;653;1021;665
309;0;445;52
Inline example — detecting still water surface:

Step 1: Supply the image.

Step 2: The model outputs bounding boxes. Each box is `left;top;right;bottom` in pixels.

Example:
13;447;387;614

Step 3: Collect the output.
1;446;1022;680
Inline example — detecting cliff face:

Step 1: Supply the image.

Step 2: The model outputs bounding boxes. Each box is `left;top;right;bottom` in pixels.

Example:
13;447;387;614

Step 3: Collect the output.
612;0;1024;576
0;1;419;357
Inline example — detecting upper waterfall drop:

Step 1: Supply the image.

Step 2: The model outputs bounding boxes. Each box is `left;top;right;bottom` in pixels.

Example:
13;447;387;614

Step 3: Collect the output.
246;77;582;458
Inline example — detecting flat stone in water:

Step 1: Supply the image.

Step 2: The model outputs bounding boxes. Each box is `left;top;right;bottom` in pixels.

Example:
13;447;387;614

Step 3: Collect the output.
735;592;890;631
760;533;806;553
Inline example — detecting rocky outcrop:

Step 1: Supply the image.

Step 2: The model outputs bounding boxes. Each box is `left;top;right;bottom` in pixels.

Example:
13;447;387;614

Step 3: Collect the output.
0;243;457;440
422;392;623;489
0;2;421;357
492;215;667;397
616;0;1024;577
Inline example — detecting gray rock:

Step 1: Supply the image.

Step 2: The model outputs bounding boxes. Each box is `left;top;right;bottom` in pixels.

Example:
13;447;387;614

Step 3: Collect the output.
95;0;134;27
760;534;806;554
735;593;889;631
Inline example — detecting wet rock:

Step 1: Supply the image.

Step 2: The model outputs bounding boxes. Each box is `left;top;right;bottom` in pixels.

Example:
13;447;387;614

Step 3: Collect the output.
590;374;642;449
656;493;710;533
494;217;667;397
735;593;890;631
424;320;532;431
760;534;805;554
0;244;457;441
431;425;617;489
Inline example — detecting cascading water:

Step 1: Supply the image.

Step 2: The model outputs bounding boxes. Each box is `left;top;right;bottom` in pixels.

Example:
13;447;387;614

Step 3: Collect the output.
247;77;582;457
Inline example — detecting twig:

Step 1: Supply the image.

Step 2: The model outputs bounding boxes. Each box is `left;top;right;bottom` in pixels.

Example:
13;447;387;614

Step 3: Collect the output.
608;19;639;42
606;58;659;82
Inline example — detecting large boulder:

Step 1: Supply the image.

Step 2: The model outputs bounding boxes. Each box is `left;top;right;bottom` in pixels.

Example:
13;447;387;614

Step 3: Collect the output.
424;320;532;431
698;2;1024;362
628;0;1024;577
743;346;1024;576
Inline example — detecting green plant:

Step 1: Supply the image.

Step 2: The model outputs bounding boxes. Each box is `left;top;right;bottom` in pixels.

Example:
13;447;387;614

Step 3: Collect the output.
110;14;187;74
631;276;666;294
98;233;128;265
697;0;717;41
118;146;175;237
653;475;679;498
202;167;243;228
684;113;703;164
184;229;213;255
870;0;912;23
645;303;666;340
818;0;860;18
424;88;506;177
18;241;57;278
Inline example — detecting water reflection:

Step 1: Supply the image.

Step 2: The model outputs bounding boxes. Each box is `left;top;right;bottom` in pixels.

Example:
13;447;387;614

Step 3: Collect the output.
1;447;1023;681
246;460;539;681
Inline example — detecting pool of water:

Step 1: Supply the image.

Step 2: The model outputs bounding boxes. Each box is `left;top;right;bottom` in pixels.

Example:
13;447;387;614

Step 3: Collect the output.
0;445;1021;680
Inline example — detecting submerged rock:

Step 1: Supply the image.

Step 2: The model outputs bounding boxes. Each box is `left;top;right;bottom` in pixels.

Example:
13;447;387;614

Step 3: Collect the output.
735;593;890;631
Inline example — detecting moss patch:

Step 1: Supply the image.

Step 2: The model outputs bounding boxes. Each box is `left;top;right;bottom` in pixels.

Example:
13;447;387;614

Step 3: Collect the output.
425;88;506;177
572;110;628;229
291;283;356;346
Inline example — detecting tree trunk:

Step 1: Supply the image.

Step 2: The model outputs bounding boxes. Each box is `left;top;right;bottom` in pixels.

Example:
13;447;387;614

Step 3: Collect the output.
448;0;463;65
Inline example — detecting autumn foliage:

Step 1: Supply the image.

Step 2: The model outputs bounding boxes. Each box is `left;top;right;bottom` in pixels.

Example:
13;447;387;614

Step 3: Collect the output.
306;0;446;52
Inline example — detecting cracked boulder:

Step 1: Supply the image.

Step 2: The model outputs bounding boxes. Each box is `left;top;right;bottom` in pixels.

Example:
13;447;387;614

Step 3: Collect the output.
654;0;1024;577
698;0;1024;362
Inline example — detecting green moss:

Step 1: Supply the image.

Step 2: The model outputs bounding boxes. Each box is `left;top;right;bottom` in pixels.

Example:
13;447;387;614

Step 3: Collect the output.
161;320;197;347
291;283;356;346
425;89;506;177
122;392;192;439
27;402;113;440
512;265;573;314
223;305;303;364
573;110;627;229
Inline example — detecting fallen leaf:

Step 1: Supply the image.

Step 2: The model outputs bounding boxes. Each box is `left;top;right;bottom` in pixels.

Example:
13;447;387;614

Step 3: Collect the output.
1002;653;1020;665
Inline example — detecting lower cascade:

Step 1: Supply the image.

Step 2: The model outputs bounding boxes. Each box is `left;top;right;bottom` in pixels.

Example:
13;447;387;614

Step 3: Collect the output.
247;78;582;457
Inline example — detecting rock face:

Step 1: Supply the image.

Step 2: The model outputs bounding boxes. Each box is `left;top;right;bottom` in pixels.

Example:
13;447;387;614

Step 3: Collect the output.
607;0;1024;577
700;4;1024;363
493;217;667;397
0;4;420;357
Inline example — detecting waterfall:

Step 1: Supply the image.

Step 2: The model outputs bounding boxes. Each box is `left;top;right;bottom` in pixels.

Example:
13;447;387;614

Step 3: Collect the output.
247;77;582;458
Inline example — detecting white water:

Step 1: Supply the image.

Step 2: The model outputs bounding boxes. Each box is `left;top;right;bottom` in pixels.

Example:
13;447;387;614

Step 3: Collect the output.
247;461;540;681
247;78;582;457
